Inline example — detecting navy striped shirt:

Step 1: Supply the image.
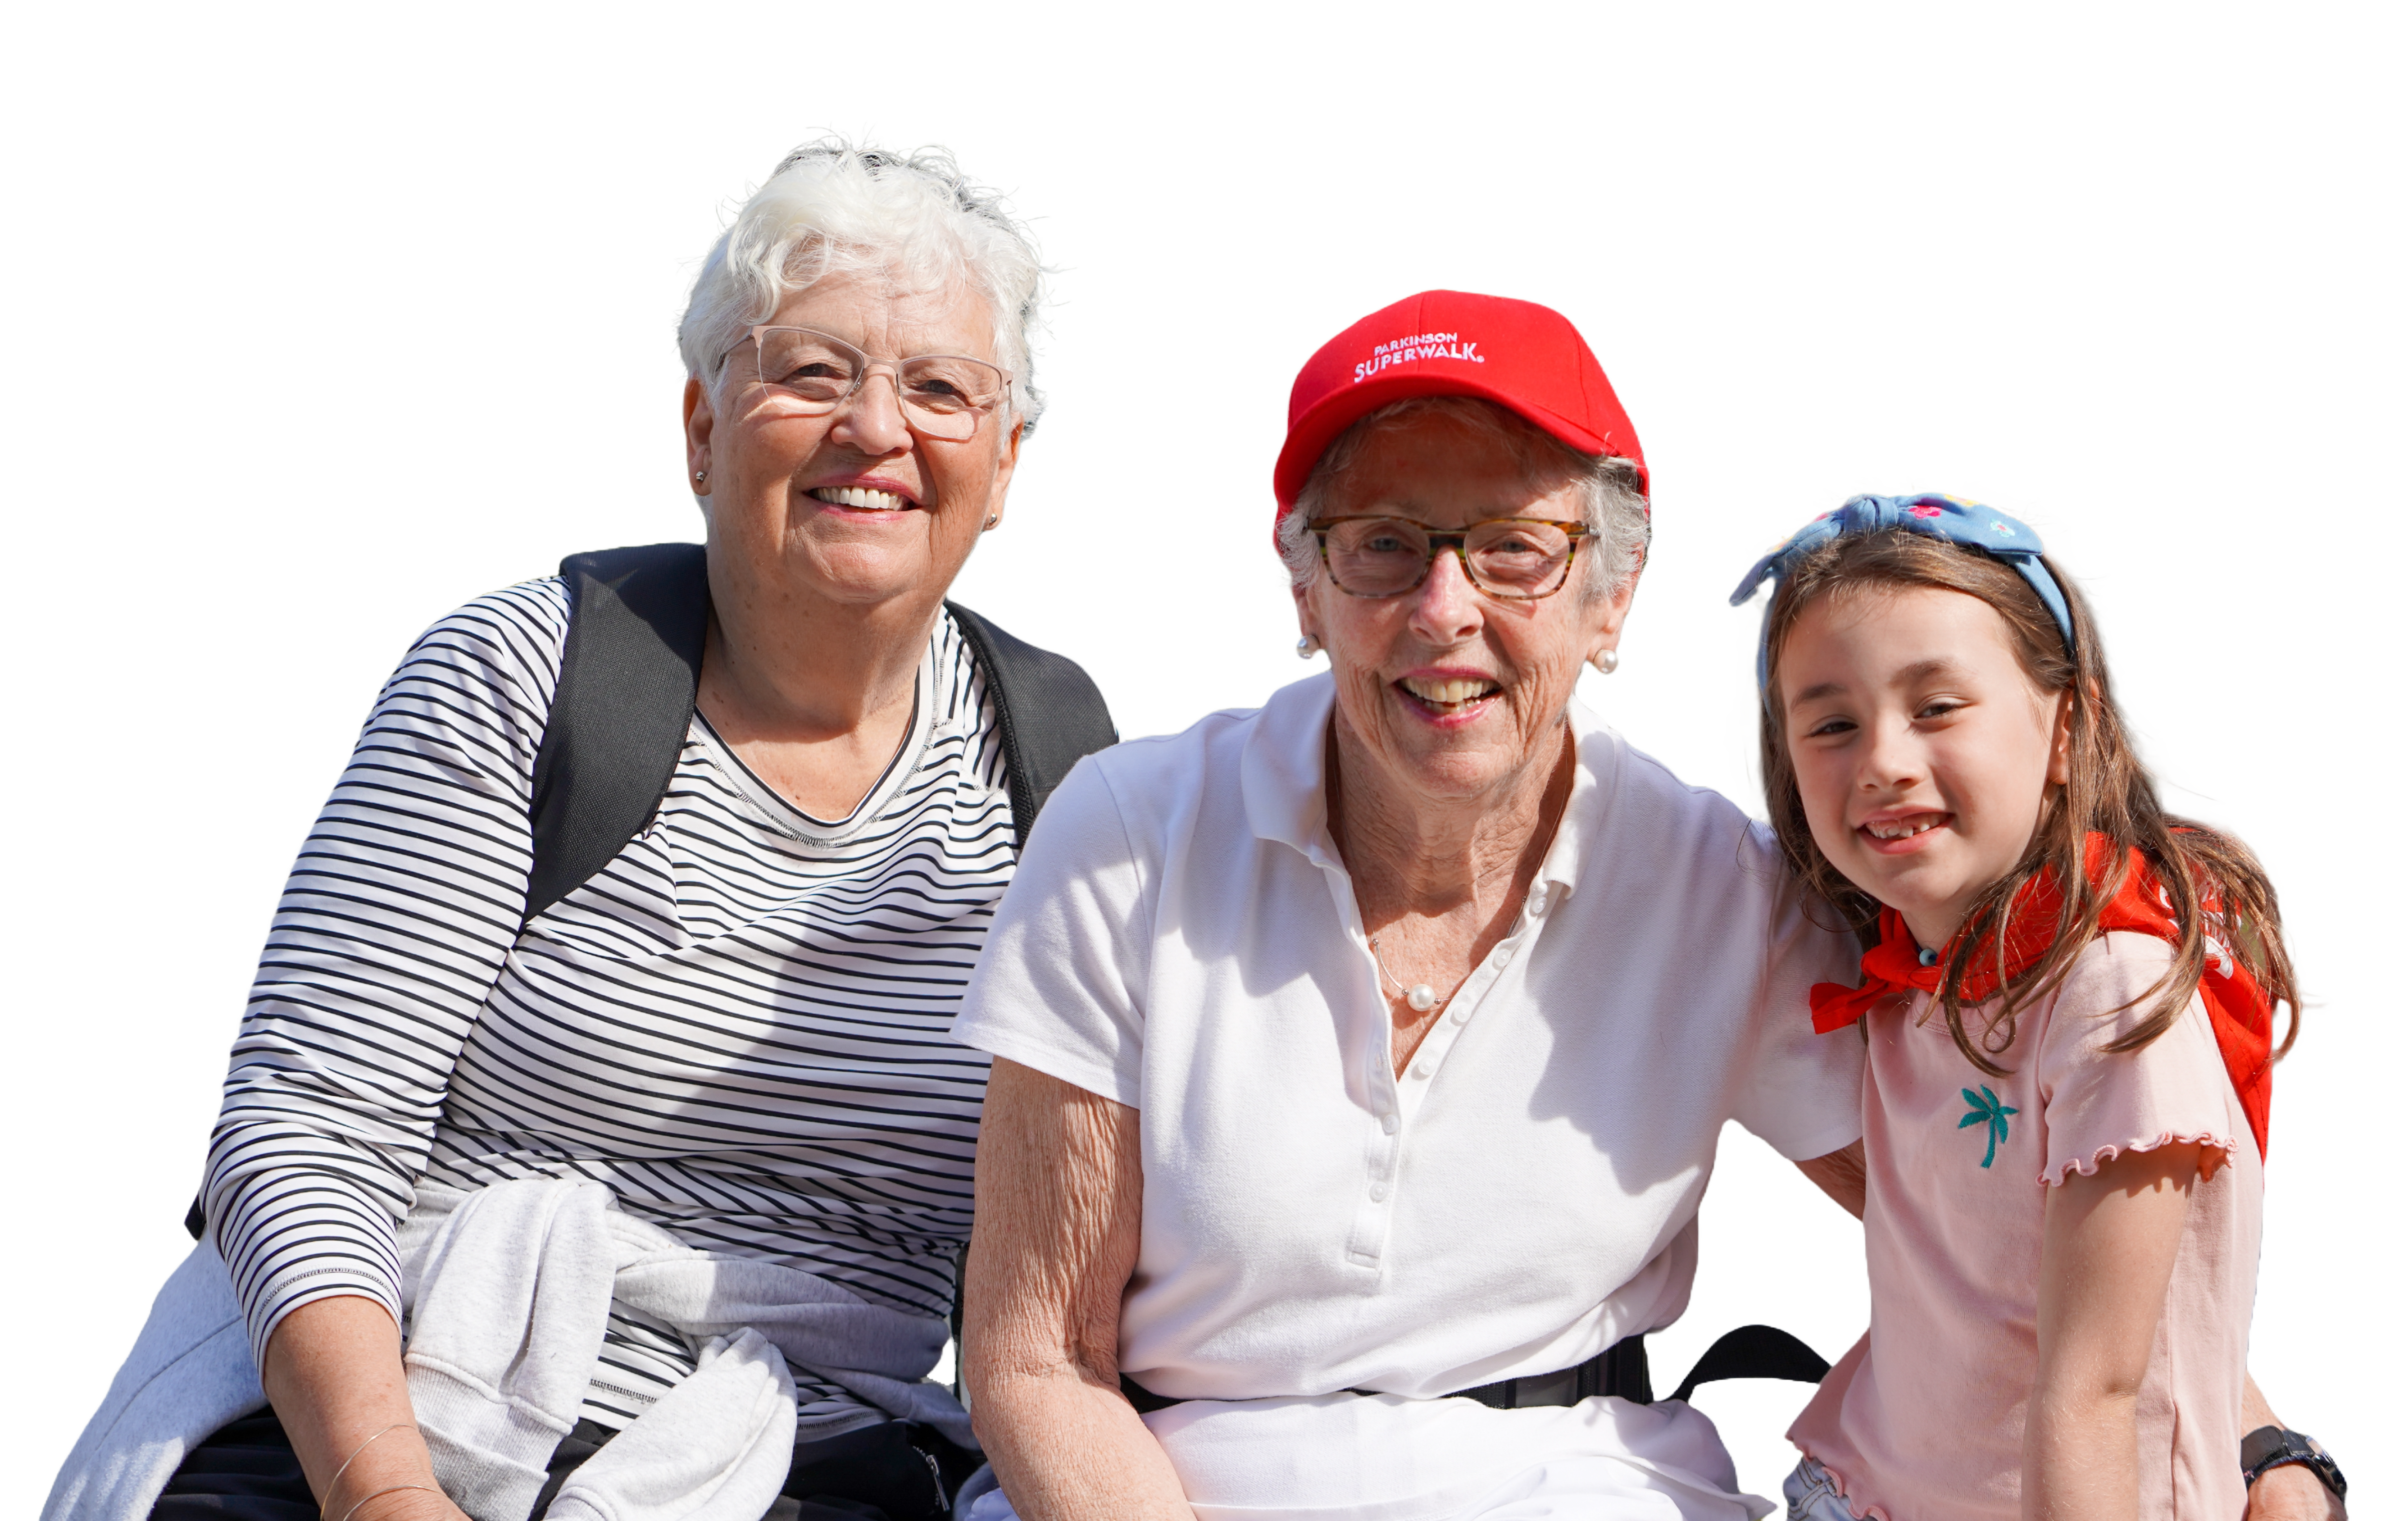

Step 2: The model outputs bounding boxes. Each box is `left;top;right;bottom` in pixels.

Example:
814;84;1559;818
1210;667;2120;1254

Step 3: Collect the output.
206;577;1010;1430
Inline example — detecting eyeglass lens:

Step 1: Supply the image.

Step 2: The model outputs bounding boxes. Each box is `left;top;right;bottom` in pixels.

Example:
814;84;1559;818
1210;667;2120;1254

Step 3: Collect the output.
1322;518;1580;598
750;328;1007;441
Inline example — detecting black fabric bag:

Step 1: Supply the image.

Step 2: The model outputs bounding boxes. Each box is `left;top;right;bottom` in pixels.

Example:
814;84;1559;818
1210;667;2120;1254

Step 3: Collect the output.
154;1410;978;1521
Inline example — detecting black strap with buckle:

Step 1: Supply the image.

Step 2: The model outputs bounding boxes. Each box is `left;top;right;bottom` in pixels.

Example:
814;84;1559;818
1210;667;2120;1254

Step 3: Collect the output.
1120;1325;1827;1414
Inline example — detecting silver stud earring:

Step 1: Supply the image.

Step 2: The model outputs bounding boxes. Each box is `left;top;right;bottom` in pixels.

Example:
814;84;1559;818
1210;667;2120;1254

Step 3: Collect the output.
984;516;999;530
694;469;706;483
1590;648;1619;674
1297;635;1322;660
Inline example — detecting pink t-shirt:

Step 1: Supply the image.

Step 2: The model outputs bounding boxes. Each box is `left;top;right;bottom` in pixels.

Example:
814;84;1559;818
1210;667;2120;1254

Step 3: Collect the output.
1787;932;2262;1521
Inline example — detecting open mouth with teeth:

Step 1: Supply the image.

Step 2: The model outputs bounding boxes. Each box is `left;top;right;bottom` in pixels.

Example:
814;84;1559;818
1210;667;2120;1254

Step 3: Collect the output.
809;485;917;511
1858;811;1950;844
1396;674;1503;717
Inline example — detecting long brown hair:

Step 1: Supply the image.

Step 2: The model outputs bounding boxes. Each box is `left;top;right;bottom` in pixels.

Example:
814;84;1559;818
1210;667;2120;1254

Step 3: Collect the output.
1757;528;2298;1075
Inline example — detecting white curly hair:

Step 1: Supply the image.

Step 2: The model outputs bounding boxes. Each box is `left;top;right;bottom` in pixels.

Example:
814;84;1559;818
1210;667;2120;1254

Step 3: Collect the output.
677;139;1048;431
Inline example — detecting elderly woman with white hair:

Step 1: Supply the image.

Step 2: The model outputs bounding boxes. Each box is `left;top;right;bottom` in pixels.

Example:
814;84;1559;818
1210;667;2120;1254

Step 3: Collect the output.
953;291;1872;1521
50;142;1109;1521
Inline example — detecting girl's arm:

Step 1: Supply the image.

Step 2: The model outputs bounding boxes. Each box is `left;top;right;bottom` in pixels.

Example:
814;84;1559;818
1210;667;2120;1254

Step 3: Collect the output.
2023;1142;2199;1521
963;1058;1195;1521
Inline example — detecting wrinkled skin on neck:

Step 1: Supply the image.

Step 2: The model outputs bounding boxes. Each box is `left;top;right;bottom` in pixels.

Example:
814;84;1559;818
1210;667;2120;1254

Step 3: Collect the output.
1294;413;1635;1068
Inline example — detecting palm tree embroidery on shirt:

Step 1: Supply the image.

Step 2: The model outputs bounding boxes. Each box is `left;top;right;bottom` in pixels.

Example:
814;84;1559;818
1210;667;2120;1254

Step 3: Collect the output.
1959;1085;2018;1169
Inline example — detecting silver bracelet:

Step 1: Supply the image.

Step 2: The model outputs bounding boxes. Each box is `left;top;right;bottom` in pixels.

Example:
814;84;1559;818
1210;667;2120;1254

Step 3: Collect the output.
339;1484;438;1521
320;1425;418;1521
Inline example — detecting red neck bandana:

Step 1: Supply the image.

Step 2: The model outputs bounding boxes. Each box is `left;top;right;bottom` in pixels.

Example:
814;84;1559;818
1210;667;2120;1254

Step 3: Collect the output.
1808;835;2273;1159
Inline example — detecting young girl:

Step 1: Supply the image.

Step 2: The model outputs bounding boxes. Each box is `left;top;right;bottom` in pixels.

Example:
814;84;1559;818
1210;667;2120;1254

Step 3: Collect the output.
1729;494;2296;1521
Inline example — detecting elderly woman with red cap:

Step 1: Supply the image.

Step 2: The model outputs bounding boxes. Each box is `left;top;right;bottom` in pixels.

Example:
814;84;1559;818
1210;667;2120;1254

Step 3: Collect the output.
949;292;1870;1521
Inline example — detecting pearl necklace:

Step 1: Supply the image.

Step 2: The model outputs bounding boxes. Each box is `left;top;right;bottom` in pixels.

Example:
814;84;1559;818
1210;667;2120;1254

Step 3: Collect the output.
1368;934;1442;1013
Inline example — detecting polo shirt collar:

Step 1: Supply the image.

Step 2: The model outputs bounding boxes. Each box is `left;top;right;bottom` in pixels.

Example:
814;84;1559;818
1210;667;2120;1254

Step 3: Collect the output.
1237;672;1622;900
1240;674;1344;871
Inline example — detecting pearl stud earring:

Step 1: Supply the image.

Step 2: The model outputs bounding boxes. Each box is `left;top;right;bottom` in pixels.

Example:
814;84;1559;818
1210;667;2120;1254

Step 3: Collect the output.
1296;635;1322;660
1590;648;1619;674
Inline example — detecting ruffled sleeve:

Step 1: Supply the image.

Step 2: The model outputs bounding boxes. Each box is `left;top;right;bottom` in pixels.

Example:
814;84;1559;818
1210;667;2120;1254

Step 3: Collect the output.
2033;932;2241;1186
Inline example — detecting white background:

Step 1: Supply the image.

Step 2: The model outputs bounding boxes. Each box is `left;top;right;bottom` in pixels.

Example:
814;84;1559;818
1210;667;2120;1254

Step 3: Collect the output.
5;3;2399;1512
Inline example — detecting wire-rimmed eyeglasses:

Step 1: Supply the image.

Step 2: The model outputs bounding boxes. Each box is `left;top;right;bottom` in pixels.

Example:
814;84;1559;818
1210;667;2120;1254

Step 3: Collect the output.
730;326;1012;442
1305;515;1593;600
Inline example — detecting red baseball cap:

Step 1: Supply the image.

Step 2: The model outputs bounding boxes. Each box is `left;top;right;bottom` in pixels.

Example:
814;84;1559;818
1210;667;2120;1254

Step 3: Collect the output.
1272;290;1649;523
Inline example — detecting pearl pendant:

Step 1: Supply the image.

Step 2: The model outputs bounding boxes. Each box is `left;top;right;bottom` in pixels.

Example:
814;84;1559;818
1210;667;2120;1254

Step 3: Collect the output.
1368;934;1443;1014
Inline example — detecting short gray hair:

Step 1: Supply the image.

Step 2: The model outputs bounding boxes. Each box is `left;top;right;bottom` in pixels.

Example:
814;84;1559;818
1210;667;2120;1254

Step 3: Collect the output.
1276;396;1650;599
677;140;1049;430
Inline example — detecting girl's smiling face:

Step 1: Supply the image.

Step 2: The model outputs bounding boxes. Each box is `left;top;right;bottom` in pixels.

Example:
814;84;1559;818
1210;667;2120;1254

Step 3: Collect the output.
1777;584;2072;951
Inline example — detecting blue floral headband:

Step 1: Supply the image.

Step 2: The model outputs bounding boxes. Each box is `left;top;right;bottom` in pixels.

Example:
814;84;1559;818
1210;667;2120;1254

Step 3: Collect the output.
1728;493;2076;688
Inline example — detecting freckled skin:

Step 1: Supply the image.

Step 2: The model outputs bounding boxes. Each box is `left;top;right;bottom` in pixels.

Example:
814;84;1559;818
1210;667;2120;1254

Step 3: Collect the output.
1776;586;2070;951
963;1061;1186;1521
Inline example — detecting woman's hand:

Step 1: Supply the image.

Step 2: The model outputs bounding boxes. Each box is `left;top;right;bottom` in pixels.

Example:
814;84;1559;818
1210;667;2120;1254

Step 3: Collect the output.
2022;1143;2199;1521
260;1295;471;1521
963;1059;1195;1521
2247;1465;2346;1521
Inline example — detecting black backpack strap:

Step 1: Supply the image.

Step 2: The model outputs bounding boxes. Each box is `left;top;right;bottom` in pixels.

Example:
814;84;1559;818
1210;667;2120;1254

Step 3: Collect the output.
1595;1333;1653;1404
524;543;711;927
1667;1324;1831;1404
945;601;1117;847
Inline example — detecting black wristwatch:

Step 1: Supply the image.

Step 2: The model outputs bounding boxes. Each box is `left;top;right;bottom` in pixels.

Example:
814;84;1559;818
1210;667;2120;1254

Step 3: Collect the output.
2241;1425;2347;1501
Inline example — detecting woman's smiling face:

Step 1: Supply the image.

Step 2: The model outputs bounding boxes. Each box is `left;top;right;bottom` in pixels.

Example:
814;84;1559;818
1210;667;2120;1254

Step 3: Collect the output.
1777;583;2071;950
1296;412;1632;811
684;269;1019;612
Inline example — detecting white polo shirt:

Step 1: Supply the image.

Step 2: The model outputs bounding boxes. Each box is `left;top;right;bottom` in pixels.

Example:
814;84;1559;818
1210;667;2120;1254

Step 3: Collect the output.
954;674;1864;1519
